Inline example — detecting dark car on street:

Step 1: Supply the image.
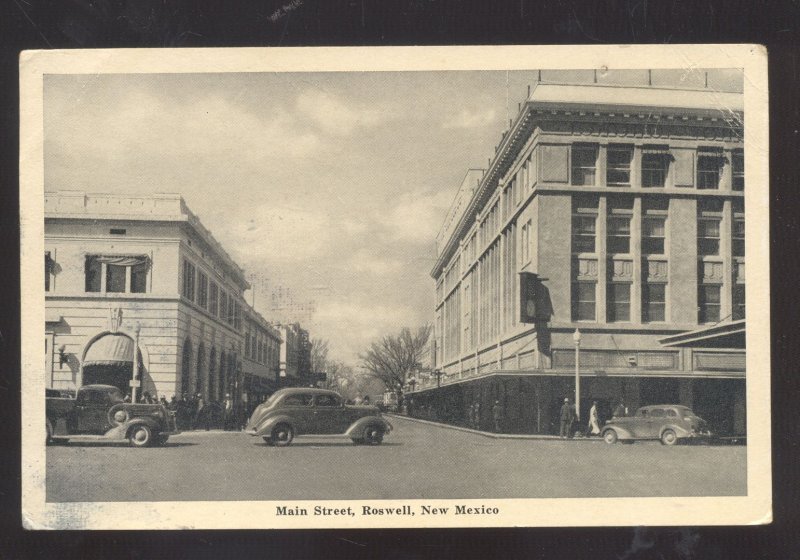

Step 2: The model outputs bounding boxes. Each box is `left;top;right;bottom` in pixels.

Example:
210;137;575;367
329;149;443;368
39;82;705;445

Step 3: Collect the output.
601;404;712;445
46;384;179;447
245;388;392;446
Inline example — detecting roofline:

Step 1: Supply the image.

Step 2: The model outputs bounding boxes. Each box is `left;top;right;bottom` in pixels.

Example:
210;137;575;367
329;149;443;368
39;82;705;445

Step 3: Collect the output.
659;320;746;347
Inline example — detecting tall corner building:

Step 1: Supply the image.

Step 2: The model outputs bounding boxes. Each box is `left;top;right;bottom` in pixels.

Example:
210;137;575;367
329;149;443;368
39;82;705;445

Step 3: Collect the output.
421;78;746;436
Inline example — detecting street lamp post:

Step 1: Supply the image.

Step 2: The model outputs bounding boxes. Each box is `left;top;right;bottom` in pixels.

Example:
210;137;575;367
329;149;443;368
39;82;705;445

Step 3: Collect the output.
131;323;141;403
573;328;581;422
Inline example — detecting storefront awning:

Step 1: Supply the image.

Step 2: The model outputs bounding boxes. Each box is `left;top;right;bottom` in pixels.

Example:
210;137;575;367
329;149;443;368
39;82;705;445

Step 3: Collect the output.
659;320;745;349
83;334;135;366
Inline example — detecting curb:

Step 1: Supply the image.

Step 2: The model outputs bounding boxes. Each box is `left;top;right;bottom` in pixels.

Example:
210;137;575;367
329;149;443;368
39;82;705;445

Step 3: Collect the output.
385;414;604;442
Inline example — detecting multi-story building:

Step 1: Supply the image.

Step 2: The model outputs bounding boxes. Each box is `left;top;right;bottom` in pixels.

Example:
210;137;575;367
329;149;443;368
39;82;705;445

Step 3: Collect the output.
275;323;312;384
44;191;293;407
419;76;746;435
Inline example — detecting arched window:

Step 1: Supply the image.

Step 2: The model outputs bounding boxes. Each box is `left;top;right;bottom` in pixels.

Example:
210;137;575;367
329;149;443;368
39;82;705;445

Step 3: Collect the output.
180;339;193;397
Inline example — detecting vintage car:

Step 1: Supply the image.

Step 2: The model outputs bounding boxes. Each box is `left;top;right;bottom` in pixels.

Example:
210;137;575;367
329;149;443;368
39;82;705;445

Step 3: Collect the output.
46;384;179;447
245;387;393;446
601;404;712;445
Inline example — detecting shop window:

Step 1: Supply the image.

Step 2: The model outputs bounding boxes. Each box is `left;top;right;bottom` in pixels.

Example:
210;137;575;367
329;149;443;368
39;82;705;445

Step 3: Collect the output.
697;147;724;190
572;282;596;321
641;146;670;188
698;219;721;256
642;217;666;255
698;284;721;323
732;149;744;191
642;283;666;322
571;144;598;186
606;144;633;186
572;215;596;253
607;216;631;254
607;282;631;322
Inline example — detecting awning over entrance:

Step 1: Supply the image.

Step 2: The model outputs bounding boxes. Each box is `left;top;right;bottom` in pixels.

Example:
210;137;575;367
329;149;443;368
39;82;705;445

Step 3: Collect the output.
659;320;745;349
83;333;135;366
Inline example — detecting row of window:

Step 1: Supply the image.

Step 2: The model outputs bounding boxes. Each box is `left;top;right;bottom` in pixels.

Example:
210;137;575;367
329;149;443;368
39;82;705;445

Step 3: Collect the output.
183;259;242;330
244;320;279;367
570;143;744;191
571;280;745;324
571;200;744;258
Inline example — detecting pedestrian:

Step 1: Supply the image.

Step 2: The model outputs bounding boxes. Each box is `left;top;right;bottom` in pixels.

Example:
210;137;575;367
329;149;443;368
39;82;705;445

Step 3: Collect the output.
354;394;363;405
362;395;370;405
492;400;504;433
613;401;627;418
160;396;168;406
194;393;209;430
473;401;481;430
560;398;576;439
223;393;233;430
587;400;601;437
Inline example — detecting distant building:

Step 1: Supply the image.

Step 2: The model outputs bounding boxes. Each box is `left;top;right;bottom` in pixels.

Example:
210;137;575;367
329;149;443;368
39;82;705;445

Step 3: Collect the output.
419;75;746;435
275;323;312;384
44;191;304;406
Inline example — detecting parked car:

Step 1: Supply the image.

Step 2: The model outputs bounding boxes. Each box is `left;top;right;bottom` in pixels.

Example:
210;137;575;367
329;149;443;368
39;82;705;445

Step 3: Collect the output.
601;404;712;445
245;388;393;446
46;384;179;447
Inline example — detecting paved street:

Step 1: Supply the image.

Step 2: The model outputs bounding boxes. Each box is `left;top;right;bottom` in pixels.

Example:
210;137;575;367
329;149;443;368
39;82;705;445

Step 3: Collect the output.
46;416;746;502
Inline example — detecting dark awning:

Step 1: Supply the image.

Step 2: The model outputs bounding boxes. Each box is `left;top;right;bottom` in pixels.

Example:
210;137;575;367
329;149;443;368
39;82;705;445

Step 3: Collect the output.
83;333;135;366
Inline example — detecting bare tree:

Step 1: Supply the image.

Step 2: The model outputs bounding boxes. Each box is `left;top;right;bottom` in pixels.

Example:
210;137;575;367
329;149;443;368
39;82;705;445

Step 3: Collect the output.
309;337;330;374
359;325;432;397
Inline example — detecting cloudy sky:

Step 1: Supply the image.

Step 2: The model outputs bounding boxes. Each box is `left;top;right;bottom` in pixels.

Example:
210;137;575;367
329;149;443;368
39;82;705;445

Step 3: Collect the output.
44;69;741;363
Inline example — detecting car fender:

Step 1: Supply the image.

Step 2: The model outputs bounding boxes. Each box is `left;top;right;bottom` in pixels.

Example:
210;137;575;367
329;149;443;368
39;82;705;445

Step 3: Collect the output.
103;418;162;440
345;416;392;437
603;424;635;440
253;414;297;436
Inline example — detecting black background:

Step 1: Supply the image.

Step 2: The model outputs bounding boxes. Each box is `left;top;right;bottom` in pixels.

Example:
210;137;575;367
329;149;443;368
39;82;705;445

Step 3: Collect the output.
1;1;798;558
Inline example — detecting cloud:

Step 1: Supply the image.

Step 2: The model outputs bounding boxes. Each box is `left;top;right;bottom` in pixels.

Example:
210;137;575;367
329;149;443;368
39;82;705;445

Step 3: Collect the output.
382;189;455;244
348;248;403;276
296;89;387;136
443;107;497;129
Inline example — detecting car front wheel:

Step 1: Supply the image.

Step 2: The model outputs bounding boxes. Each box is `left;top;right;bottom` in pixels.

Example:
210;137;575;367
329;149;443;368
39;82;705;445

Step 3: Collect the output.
363;425;384;445
271;423;294;447
129;424;153;447
660;429;678;446
602;429;618;444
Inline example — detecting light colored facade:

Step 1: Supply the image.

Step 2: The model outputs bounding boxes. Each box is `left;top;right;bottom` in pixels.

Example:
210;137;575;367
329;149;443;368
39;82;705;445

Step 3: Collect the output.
275;323;311;384
421;78;746;435
242;307;282;403
45;191;279;406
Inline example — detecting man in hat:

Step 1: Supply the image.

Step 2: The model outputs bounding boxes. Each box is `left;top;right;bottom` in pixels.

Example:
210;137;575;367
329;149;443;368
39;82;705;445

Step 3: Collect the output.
560;397;576;439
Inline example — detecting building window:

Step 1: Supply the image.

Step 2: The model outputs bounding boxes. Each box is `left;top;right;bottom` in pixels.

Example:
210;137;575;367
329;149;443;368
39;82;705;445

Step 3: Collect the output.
698;219;721;256
197;271;208;308
698;284;721;323
607;144;633;186
733;219;745;257
607;216;631;254
234;302;241;330
641;146;670;188
219;288;228;321
45;252;53;291
521;219;531;263
572;282;596;321
642;283;666;322
182;260;196;301
227;294;235;325
732;149;744;191
732;284;745;320
697;148;724;190
209;282;219;316
642;217;666;255
86;255;149;293
572;216;596;253
571;144;598;186
607;282;631;322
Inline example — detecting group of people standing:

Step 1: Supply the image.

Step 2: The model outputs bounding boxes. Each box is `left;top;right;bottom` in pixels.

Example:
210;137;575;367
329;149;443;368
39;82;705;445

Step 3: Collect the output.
167;392;239;431
466;400;505;433
560;398;626;438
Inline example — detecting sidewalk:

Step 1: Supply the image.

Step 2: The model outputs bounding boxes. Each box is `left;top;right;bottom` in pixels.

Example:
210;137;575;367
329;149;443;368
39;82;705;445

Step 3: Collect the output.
386;413;604;442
